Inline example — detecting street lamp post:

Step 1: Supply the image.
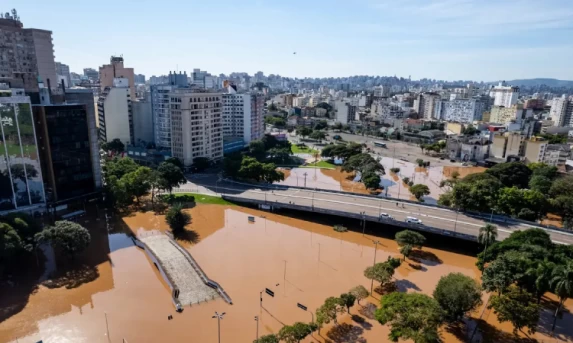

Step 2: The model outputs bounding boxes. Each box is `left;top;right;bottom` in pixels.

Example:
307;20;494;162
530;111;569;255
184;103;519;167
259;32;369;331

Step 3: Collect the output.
361;212;366;236
453;208;460;233
212;312;226;343
371;240;381;293
254;316;259;342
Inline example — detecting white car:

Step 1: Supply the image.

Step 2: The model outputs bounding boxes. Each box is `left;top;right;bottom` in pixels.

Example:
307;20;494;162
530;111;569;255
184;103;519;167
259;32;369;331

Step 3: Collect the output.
405;217;423;224
379;213;394;220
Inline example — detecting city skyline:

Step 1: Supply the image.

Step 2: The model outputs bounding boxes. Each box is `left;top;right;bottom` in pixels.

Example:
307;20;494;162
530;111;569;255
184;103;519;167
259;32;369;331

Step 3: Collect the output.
5;0;573;82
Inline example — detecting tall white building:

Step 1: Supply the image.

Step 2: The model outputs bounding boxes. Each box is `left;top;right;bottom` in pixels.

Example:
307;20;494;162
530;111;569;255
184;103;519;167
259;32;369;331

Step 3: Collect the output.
416;93;441;119
97;78;133;145
169;89;223;166
222;87;264;144
550;95;573;127
151;85;176;149
489;82;519;107
335;100;355;124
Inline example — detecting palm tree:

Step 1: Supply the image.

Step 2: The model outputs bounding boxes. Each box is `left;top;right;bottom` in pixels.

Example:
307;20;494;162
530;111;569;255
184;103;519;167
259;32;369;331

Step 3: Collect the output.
478;224;498;261
550;261;573;332
529;259;555;303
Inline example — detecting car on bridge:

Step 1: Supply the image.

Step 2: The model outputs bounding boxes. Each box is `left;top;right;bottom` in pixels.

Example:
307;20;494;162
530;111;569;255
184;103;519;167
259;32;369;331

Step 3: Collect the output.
379;213;394;220
405;217;423;225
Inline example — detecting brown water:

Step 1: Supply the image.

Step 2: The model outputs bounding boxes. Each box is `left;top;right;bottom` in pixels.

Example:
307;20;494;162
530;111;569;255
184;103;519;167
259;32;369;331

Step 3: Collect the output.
320;168;370;194
1;205;571;343
442;166;487;179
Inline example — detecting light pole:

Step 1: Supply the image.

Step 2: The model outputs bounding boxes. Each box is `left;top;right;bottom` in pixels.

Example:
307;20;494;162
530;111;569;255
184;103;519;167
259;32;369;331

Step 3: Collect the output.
254;316;259;342
371;240;381;293
361;211;366;236
212;311;226;343
303;172;308;188
489;209;494;223
453;208;460;233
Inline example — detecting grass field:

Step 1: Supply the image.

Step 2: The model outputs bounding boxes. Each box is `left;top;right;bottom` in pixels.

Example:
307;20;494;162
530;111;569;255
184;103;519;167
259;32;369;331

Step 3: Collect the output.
303;160;337;169
291;145;318;154
173;193;235;205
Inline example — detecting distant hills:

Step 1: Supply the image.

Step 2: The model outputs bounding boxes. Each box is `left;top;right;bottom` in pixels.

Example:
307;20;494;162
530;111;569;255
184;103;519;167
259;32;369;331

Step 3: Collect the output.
492;78;573;87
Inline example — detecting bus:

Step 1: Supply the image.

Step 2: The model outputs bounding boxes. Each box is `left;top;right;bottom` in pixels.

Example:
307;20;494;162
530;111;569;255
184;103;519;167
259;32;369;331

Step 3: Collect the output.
373;141;387;148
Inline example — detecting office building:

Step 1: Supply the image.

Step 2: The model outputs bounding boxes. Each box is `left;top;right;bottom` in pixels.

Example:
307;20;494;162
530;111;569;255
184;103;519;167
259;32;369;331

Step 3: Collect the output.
34;102;101;204
490;132;526;160
132;92;154;145
222;86;264;144
489;82;519;107
168;71;188;87
83;68;99;81
550;96;573;127
168;89;223;166
97;78;133;145
191;69;216;89
99;56;135;99
0;87;46;213
334;100;355;124
523;137;570;167
0;12;57;91
55;62;71;88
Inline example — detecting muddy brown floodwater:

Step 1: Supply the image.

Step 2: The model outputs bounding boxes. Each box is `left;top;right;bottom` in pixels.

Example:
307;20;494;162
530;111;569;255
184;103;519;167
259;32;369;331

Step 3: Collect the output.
1;204;571;342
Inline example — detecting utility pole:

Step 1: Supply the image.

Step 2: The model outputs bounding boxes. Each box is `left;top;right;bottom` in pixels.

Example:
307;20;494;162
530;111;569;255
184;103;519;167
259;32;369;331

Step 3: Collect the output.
212;312;225;343
254;316;259;342
361;212;366;236
303;172;308;188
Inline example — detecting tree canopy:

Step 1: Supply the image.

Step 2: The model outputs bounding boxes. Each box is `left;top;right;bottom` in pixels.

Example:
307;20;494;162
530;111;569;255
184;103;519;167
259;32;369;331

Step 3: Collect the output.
433;273;482;322
485;162;532;189
35;221;91;259
395;230;426;249
488;285;540;335
376;292;444;343
165;203;191;233
409;184;430;201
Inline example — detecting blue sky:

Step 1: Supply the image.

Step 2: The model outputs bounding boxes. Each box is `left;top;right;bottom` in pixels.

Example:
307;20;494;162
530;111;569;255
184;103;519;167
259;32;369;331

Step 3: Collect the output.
5;0;573;81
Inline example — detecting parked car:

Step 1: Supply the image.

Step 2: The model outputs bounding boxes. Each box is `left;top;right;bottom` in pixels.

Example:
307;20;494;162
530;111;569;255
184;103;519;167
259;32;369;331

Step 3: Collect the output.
405;216;423;224
379;213;394;220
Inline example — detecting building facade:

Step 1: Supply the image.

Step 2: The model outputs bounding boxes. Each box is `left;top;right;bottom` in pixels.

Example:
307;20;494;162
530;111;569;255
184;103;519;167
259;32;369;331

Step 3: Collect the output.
169;89;223;166
489;82;519;108
550;96;573;127
0;15;57;92
132;92;154;145
97;78;133;145
55;62;71;88
83;68;98;81
0;91;46;213
33;103;101;203
222;91;264;144
441;99;485;123
99;56;135;99
151;85;175;149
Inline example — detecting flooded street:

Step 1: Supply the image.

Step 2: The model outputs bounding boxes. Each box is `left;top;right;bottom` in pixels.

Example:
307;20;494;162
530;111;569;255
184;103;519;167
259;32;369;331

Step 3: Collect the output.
1;204;571;342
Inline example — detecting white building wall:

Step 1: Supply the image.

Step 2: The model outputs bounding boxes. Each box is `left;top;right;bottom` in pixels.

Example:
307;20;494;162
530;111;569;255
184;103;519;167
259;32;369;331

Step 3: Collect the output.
102;88;132;144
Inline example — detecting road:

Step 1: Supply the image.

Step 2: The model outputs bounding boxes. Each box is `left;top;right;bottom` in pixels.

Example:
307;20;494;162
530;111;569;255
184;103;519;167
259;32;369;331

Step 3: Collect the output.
178;175;573;245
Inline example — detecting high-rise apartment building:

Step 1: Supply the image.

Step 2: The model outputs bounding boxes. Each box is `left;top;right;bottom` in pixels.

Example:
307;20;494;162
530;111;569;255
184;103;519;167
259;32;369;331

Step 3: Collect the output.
0;13;57;92
191;69;216;89
489;104;532;124
222;87;264;144
151;85;176;149
132;92;154;145
55;62;70;88
550;96;573;127
489;82;519;108
0;87;46;213
134;74;146;84
169;89;223;166
415;93;441;120
97;78;133;145
99;56;135;99
440;99;486;123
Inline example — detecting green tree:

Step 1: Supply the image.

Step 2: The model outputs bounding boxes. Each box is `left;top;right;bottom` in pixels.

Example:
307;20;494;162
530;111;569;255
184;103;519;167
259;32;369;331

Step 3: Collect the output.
485;162;532;189
527;259;555;303
0;222;23;264
35;221;90;259
278;322;313;343
103;157;139;180
262;163;284;183
376;292;444;343
481;254;516;295
309;130;326;142
415;158;424;167
122;166;152;204
433;273;482;322
488;285;540;335
340;292;356;313
409;184;430;201
101;138;125;153
249;140;267;160
223;152;243;178
333;122;343;130
253;334;279;343
400;244;413;261
478;224;497;261
463;125;478;136
529;174;553;194
362;172;381;190
297;126;313;139
165;157;184;170
158;161;186;194
165;203;191;233
313;120;328;130
550;260;573;332
316;297;345;327
449;173;502;212
192;157;210;171
349;285;369;305
395;230;425;249
364;262;396;288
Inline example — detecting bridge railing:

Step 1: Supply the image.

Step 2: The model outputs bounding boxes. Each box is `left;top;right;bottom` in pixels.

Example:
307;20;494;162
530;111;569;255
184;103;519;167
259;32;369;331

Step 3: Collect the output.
222;195;478;242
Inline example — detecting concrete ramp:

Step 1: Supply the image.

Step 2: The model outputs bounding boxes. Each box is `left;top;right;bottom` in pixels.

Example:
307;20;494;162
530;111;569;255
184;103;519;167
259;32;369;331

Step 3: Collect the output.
140;234;220;306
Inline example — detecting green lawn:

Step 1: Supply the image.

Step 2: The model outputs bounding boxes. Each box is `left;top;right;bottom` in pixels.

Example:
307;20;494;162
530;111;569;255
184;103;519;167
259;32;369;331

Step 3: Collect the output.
291;145;318;154
173;193;235;205
303;160;337;169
